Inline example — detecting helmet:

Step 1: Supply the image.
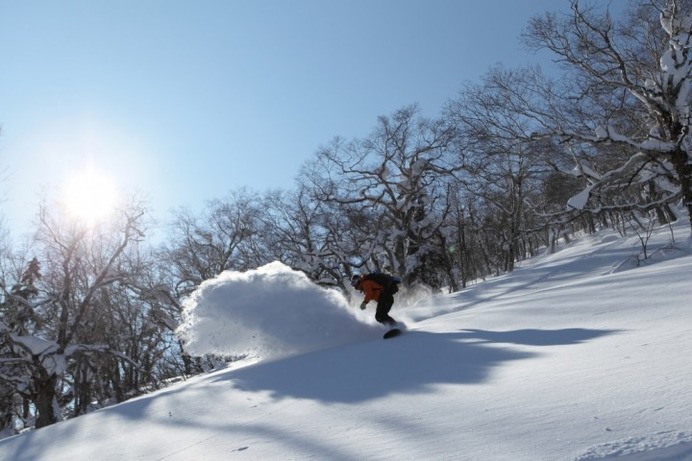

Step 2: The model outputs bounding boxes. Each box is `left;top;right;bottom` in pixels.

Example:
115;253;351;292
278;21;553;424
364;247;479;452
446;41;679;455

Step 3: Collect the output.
350;274;361;287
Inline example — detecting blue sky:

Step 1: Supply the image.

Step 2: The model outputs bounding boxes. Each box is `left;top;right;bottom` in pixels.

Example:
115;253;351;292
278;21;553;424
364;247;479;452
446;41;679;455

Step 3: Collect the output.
0;0;576;237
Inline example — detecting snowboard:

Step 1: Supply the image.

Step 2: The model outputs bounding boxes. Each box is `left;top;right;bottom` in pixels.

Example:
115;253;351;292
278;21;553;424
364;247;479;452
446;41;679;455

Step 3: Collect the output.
383;328;402;339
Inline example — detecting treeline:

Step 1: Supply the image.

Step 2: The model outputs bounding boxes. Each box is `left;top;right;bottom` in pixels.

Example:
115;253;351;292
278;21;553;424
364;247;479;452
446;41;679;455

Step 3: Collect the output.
2;0;691;433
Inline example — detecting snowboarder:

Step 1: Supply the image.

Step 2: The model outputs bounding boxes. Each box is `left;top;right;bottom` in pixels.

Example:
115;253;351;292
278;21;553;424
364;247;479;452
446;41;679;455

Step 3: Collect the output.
351;272;400;327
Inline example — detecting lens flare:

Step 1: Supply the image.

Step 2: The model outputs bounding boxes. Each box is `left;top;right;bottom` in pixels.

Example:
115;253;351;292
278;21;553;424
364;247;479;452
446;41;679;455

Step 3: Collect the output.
61;166;119;226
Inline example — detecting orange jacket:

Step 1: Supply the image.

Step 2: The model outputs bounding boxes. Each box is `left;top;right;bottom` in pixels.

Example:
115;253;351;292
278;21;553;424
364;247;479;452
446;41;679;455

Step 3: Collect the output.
357;278;384;304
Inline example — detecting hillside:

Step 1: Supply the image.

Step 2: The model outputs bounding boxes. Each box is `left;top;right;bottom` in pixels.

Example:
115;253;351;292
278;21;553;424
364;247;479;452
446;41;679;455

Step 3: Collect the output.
1;221;691;460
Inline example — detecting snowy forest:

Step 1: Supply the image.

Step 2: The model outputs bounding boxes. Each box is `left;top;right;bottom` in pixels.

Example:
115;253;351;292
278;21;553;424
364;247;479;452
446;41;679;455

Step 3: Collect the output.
2;0;692;436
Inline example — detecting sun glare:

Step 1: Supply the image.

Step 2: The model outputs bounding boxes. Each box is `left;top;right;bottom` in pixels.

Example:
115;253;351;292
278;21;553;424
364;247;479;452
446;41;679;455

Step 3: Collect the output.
61;167;119;226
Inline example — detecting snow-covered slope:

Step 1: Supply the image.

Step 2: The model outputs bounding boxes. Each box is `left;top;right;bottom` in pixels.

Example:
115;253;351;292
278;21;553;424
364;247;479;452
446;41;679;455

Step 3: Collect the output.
1;223;691;461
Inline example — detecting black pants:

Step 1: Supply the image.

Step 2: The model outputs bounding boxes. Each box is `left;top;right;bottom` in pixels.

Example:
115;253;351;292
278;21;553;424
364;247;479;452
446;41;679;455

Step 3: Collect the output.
375;290;397;326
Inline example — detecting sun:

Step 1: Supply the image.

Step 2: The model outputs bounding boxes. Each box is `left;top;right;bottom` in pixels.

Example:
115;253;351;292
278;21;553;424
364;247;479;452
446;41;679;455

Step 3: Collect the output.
61;166;119;226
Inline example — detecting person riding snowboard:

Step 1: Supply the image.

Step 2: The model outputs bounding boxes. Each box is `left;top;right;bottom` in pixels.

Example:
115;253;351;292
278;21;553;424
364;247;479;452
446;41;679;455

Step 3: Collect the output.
351;272;401;326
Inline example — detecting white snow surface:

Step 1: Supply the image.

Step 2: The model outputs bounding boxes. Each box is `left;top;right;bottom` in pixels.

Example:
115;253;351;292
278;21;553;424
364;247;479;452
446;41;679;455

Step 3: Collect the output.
1;222;692;461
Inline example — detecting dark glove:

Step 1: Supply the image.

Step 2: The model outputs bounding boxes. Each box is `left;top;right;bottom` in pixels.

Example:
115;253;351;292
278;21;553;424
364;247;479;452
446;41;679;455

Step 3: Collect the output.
359;302;367;310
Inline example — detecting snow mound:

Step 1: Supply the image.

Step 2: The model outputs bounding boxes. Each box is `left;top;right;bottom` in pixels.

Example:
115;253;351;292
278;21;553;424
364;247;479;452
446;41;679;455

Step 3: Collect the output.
176;261;379;361
575;431;692;461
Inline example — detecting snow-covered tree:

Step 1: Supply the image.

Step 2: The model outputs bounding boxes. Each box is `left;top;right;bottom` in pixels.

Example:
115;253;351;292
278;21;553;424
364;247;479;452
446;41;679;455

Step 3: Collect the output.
0;254;42;433
523;0;692;231
258;186;360;287
303;105;458;286
0;202;155;428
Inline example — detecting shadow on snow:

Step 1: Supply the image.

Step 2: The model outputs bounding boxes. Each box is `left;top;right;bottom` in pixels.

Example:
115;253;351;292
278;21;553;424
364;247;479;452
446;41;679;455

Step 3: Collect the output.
0;328;621;461
218;327;620;403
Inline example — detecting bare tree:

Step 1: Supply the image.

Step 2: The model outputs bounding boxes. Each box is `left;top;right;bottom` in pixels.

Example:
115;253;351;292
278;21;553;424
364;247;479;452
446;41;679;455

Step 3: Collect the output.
163;188;266;298
446;66;560;271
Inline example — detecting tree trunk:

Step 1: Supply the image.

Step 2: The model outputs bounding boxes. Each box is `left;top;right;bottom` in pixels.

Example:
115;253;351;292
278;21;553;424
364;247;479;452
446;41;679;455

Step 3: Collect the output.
670;148;692;232
34;373;59;428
